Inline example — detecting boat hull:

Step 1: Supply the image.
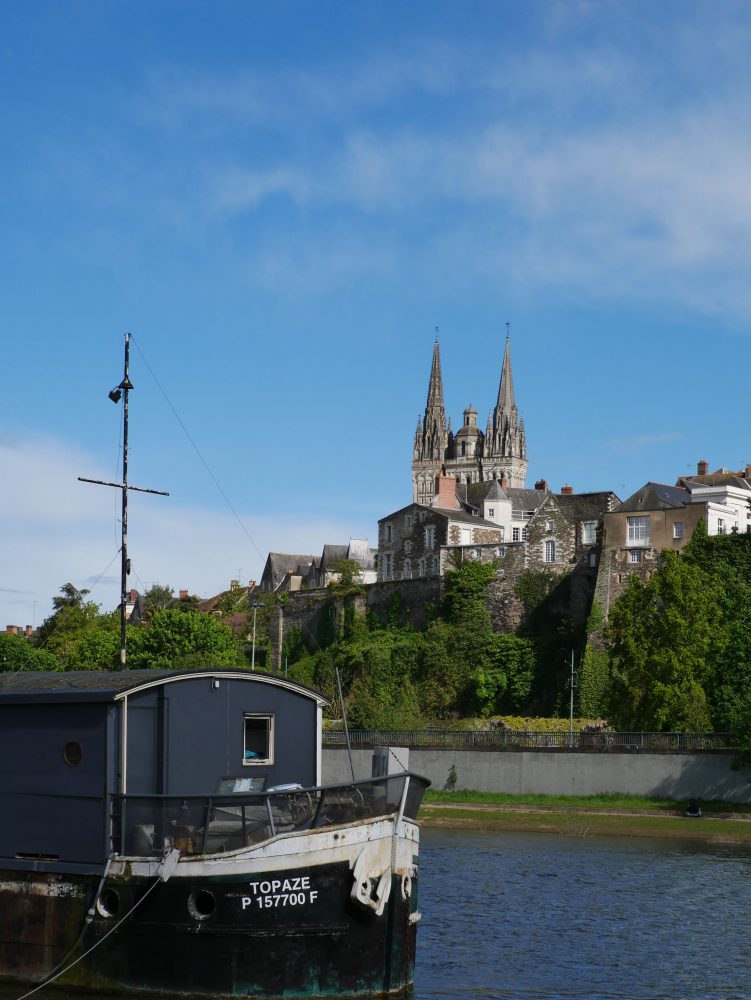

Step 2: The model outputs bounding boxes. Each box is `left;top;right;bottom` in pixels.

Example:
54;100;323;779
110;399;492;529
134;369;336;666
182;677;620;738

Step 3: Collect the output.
0;817;421;998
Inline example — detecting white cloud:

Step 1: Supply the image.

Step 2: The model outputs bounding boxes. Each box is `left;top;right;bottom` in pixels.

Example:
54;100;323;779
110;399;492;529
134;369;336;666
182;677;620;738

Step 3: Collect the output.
0;433;371;630
206;104;751;313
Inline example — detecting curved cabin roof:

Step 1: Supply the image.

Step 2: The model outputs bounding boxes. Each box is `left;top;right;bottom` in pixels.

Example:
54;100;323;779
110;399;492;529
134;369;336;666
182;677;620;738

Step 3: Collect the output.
0;669;329;707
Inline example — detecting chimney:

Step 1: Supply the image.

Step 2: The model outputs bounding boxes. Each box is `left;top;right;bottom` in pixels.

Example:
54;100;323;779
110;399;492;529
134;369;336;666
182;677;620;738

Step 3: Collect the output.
25;625;33;637
230;579;240;591
745;464;751;481
179;589;189;599
434;474;460;510
560;483;574;495
697;460;709;476
6;625;18;635
129;588;137;602
500;476;508;491
534;479;548;492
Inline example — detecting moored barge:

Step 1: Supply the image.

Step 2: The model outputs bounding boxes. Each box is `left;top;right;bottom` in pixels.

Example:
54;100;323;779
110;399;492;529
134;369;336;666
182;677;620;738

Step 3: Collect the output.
0;669;428;997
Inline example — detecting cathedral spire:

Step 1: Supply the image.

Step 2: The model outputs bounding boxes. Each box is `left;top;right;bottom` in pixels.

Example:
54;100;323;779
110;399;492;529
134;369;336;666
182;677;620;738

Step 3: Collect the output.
425;336;445;412
495;331;516;416
487;328;527;485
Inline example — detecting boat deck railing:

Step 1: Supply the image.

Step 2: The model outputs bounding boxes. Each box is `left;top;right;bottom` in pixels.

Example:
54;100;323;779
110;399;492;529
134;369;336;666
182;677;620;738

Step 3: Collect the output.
322;730;738;752
111;772;429;858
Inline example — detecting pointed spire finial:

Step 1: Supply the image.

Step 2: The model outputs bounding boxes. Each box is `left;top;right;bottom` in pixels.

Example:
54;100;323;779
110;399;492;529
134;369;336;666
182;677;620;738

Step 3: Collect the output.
506;321;510;341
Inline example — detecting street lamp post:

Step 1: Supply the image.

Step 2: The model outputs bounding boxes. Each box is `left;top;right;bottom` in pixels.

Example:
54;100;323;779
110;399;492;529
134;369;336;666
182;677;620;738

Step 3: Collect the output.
568;650;576;748
250;602;262;669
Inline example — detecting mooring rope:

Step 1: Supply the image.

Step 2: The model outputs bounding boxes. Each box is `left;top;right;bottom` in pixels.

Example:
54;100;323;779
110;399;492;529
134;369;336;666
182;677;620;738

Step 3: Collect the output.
13;851;179;1000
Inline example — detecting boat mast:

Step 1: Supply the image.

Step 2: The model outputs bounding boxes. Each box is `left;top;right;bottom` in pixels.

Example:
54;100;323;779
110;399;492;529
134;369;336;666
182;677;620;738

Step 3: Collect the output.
119;333;133;669
79;332;169;669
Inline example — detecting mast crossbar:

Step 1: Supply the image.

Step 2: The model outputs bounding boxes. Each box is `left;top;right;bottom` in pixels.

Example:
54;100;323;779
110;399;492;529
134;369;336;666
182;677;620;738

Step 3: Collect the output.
78;332;168;670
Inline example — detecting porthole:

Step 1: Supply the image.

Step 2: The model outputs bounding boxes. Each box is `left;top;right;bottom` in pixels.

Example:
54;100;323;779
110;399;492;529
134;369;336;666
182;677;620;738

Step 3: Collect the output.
63;741;83;768
188;890;216;920
96;889;120;919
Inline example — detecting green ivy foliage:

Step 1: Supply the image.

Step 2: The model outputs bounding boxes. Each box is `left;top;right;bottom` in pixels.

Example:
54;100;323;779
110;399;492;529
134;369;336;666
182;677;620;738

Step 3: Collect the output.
577;646;611;718
287;560;537;726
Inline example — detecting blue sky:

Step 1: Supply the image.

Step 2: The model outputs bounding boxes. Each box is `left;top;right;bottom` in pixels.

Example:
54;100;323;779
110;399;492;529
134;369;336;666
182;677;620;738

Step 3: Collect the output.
3;0;751;628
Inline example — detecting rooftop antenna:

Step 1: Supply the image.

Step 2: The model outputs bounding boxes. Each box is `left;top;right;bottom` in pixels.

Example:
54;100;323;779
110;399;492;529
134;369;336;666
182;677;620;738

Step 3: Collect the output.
79;332;169;669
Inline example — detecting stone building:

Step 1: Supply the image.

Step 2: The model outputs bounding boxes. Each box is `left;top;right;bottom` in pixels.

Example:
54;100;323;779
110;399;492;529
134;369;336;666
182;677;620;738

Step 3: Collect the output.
259;539;377;593
377;476;508;583
412;336;527;504
378;474;617;585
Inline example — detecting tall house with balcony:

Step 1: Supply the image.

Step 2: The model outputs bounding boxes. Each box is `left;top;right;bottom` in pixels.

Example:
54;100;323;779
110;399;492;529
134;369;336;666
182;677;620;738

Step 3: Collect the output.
595;464;751;617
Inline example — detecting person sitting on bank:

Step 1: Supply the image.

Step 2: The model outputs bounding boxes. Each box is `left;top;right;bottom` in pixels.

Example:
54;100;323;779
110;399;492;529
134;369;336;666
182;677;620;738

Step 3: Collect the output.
684;799;702;818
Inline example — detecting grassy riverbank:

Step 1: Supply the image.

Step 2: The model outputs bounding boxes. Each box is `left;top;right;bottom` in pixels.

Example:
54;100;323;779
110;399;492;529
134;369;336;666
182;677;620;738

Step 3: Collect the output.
420;790;751;842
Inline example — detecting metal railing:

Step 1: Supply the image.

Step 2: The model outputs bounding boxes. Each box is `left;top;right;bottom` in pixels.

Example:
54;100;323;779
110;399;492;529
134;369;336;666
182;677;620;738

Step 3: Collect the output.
322;729;738;752
111;773;430;858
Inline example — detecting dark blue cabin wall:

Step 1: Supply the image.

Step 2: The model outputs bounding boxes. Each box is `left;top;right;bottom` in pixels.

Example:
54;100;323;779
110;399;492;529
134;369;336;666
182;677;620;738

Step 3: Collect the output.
125;677;319;795
0;703;109;865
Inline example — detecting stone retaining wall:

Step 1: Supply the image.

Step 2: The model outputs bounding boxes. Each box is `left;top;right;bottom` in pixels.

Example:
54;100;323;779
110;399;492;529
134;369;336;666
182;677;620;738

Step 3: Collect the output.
322;747;751;803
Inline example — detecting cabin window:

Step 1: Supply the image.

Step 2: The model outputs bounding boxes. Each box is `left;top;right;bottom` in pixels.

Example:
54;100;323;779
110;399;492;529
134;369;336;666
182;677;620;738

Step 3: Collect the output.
63;740;83;768
243;715;274;765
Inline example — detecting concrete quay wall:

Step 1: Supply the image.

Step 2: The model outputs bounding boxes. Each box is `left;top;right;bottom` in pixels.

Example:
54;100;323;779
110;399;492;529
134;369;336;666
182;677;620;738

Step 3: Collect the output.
322;747;751;803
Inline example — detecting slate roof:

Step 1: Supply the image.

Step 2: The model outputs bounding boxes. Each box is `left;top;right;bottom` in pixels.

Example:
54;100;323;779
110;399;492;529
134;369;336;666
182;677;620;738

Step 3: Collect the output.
263;553;317;589
483;479;506;501
615;482;689;514
679;475;751;491
0;669;328;704
554;491;620;517
432;506;501;529
320;544;349;568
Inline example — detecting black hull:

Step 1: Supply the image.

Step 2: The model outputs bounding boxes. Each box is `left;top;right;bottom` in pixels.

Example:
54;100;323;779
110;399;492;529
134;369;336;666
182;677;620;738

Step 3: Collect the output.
0;859;419;998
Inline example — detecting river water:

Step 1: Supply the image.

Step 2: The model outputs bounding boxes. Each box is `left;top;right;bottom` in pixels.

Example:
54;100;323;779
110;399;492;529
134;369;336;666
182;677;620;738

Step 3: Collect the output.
416;829;751;1000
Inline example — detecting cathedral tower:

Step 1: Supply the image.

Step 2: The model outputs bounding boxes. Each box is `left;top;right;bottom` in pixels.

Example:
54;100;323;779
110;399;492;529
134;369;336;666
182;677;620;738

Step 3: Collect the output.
411;333;527;502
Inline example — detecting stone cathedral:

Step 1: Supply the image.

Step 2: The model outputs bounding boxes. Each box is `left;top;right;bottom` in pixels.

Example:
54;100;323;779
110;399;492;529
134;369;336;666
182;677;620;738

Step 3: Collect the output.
412;337;527;504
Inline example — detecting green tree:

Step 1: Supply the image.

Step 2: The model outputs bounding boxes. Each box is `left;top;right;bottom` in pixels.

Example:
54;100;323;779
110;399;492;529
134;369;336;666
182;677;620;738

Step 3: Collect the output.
143;583;175;617
326;559;365;597
62;621;121;671
34;584;104;660
0;632;58;672
606;552;719;730
215;587;250;618
126;610;244;670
